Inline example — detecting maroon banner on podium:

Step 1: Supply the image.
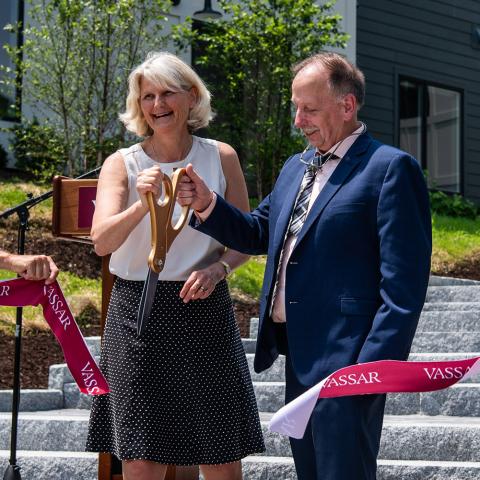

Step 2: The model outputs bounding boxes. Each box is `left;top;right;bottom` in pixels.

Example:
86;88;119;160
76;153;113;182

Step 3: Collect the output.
78;186;97;229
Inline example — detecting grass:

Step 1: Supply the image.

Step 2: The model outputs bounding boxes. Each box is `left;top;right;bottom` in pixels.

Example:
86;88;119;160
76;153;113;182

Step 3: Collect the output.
229;256;266;300
0;178;52;219
431;213;480;270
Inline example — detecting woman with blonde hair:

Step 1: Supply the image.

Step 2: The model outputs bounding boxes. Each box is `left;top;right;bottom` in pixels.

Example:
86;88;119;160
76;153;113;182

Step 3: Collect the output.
86;52;264;480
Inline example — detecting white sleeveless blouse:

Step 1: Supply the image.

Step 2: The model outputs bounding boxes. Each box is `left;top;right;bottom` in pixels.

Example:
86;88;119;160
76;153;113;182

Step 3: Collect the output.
109;136;227;281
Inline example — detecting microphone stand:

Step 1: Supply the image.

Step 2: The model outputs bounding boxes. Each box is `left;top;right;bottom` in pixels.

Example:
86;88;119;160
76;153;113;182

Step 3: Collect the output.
1;167;101;480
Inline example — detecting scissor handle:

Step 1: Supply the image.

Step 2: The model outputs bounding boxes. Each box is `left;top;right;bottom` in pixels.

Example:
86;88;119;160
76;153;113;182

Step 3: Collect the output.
147;168;191;273
165;168;191;249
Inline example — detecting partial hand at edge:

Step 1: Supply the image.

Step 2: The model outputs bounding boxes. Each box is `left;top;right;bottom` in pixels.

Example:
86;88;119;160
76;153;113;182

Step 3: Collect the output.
5;254;59;285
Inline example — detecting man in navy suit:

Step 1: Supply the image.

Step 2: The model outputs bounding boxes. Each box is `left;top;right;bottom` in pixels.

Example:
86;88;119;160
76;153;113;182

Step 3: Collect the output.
178;52;431;480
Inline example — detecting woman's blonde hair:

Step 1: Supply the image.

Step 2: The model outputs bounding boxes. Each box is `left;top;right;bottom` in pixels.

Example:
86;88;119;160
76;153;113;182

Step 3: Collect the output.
119;52;213;137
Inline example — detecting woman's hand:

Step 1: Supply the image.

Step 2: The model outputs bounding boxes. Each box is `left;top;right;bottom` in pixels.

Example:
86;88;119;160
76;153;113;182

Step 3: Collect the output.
180;262;225;303
136;165;164;210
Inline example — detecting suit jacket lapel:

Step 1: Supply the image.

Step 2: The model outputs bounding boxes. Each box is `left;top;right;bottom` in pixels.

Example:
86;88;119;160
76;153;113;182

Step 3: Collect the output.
272;149;315;253
294;133;372;249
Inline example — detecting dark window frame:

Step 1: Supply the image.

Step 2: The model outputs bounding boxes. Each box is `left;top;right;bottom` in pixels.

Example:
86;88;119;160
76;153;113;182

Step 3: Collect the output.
394;71;464;195
0;0;24;123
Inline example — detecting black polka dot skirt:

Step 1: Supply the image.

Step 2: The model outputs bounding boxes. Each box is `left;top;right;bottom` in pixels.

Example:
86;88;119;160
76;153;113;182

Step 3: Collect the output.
85;278;265;465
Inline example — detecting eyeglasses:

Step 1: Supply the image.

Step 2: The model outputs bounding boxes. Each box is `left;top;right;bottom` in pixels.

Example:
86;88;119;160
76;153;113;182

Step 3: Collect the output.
299;122;367;171
299;148;337;171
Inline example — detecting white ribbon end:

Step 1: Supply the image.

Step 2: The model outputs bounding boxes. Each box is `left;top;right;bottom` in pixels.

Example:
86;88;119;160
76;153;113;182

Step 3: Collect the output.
268;379;326;439
462;358;480;382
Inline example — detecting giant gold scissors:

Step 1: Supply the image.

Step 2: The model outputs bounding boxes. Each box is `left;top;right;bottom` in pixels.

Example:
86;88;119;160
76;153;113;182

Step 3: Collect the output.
137;168;190;337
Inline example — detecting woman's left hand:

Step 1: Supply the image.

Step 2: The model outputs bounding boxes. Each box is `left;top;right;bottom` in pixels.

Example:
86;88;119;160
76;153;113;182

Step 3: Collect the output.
180;262;225;303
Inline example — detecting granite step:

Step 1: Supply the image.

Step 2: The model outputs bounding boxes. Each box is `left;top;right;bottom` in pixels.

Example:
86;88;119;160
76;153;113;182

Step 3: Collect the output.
247;353;480;383
259;415;480;462
84;337;101;357
1;411;480;463
429;276;480;286
253;382;480;417
0;410;89;452
0;389;63;412
243;338;257;353
243;333;480;354
45;352;479;394
416;311;479;332
0;450;97;480
48;356;99;390
49;378;479;418
242;456;480;480
426;286;480;303
422;302;480;312
64;384;94;410
249;313;480;339
411;331;480;352
5;380;478;417
1;453;479;480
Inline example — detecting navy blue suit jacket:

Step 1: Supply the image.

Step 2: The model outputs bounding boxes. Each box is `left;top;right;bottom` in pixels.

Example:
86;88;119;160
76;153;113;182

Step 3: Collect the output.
194;133;432;386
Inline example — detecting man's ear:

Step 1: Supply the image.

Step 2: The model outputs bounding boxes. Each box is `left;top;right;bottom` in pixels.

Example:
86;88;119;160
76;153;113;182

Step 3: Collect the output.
342;93;357;120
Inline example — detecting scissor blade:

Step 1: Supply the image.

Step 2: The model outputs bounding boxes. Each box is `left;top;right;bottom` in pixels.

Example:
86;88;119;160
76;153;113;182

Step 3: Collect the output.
137;268;159;337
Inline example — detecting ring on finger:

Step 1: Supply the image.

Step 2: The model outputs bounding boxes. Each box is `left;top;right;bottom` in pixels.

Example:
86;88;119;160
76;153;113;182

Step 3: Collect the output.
200;286;208;292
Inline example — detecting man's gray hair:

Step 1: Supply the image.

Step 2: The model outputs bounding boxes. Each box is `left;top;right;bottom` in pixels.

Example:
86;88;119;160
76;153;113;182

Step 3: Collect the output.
293;52;365;108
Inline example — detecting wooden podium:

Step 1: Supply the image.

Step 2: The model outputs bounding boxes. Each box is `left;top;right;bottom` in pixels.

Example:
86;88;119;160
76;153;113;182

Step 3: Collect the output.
52;176;199;480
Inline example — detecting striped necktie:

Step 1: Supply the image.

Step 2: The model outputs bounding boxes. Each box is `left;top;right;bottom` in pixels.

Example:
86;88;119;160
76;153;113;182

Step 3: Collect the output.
269;152;339;317
288;154;339;236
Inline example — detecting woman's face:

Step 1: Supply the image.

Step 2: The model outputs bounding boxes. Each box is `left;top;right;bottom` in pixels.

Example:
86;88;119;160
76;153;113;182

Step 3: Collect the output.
139;76;196;134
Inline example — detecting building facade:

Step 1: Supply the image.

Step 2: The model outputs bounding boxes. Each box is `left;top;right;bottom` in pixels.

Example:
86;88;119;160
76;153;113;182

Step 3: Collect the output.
1;0;479;203
357;0;480;202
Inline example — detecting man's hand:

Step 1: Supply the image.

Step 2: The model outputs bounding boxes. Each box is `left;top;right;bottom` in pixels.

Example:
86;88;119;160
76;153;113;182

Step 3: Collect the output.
177;163;213;212
2;253;59;284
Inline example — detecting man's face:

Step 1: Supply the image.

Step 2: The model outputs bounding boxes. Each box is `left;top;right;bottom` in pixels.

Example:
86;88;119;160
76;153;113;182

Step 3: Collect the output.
291;65;346;152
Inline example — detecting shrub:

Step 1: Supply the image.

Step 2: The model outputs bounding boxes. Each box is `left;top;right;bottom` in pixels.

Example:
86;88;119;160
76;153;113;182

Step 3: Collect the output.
11;120;67;182
174;0;347;200
429;190;478;220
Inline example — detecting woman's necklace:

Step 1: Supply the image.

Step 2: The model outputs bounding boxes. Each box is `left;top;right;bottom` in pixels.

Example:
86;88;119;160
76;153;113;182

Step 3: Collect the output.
149;137;193;163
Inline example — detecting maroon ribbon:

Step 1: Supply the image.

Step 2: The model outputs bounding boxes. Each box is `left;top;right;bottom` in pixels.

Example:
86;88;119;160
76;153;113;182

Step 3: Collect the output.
0;277;109;395
269;356;480;439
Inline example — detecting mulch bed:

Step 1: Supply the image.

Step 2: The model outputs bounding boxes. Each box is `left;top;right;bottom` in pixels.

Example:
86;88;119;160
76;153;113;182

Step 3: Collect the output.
1;330;73;390
432;252;480;281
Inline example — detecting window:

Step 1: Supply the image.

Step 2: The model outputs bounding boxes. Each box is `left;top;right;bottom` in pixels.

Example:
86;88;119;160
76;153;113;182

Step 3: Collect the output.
0;0;21;121
399;77;462;193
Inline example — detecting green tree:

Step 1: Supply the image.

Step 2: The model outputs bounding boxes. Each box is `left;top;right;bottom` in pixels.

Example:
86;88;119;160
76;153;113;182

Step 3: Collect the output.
174;0;348;199
2;0;172;177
